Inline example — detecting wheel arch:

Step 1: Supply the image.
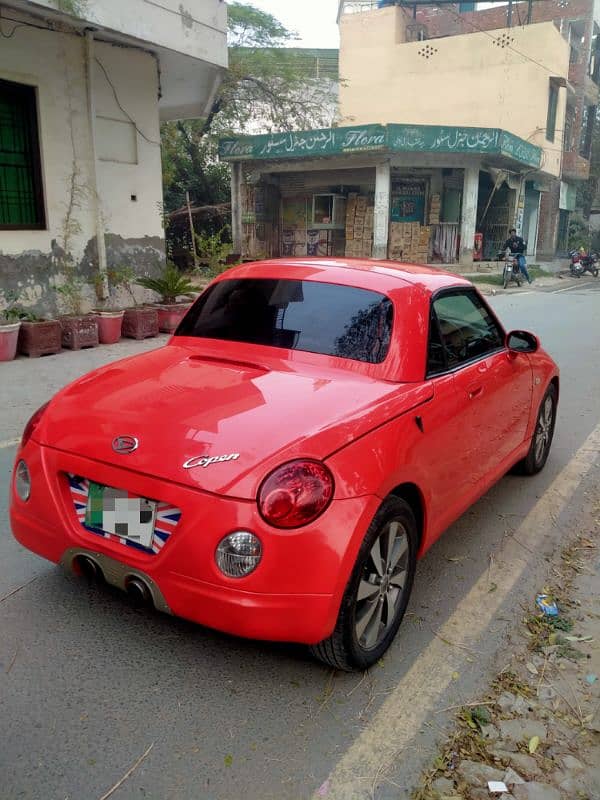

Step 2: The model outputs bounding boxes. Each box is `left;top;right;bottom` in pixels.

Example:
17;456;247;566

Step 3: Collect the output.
388;482;426;556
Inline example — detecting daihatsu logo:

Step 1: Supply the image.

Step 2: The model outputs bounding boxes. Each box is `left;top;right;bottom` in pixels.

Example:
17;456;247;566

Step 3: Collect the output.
112;436;139;455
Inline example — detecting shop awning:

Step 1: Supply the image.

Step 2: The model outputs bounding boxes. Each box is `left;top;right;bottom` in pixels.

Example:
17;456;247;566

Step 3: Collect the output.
219;123;542;171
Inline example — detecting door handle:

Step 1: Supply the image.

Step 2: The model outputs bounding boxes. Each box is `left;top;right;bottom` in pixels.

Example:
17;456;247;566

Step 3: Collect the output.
468;385;483;400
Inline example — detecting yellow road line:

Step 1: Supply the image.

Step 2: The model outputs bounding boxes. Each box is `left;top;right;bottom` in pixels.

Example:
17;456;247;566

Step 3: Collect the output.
314;422;600;799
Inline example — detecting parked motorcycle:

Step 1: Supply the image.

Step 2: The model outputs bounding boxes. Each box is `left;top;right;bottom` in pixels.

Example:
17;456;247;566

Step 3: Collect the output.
569;250;585;278
498;249;522;289
569;250;599;278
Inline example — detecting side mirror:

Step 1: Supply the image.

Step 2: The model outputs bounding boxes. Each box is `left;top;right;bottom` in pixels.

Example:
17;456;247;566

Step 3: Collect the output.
507;330;539;354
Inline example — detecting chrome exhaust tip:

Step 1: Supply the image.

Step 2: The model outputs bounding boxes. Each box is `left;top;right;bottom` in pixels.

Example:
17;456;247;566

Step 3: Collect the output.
125;576;153;607
73;555;102;582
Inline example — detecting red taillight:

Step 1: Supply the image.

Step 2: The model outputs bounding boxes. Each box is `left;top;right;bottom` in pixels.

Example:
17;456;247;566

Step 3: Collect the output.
21;402;49;448
258;459;334;529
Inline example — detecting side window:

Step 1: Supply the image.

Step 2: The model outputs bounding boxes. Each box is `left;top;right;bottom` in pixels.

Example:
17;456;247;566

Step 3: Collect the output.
432;290;504;370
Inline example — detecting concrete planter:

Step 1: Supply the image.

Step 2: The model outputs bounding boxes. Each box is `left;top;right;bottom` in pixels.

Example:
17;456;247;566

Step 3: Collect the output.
60;315;99;350
155;302;193;333
122;307;159;340
18;320;62;358
95;310;125;344
0;321;21;362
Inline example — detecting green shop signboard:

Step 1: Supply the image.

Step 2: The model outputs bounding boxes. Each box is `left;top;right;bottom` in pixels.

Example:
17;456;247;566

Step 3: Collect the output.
219;124;387;161
388;125;501;156
387;125;541;169
219;124;542;170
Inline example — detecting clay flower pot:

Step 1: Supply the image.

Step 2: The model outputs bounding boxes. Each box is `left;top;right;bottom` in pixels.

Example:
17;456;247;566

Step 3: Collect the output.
155;302;193;333
122;307;159;340
95;310;125;345
18;320;62;358
0;321;21;362
60;315;99;350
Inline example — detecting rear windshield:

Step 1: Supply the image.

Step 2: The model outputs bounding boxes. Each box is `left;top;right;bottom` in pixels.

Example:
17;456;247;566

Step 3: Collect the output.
176;278;393;364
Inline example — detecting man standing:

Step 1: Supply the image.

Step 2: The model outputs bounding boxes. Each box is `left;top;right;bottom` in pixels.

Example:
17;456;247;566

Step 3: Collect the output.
503;228;532;284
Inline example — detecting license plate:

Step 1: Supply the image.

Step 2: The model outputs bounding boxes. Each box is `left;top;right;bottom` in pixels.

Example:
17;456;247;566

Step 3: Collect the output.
85;482;157;548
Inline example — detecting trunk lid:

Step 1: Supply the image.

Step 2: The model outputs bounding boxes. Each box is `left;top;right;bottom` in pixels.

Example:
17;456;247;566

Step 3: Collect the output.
37;342;432;498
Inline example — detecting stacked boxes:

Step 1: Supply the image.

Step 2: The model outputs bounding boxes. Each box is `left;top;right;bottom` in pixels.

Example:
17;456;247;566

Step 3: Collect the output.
345;194;373;258
388;222;431;263
429;193;441;226
364;206;374;254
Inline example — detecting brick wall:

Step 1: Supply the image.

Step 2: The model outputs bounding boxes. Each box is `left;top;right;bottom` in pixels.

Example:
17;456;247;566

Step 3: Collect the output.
563;149;592;179
416;0;595;40
537;184;561;257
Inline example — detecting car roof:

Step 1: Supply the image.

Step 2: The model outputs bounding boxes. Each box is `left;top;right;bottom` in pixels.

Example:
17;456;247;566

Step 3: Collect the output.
226;257;471;295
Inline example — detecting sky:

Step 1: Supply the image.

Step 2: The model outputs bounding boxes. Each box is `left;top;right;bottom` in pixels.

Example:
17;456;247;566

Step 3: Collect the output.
242;2;507;49
246;0;341;48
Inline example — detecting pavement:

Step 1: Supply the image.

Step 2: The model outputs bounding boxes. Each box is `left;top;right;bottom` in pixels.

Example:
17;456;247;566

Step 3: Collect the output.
0;280;599;800
413;465;600;800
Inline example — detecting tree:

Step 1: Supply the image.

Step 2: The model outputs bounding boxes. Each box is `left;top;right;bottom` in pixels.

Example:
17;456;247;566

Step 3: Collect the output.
160;129;230;215
161;2;337;213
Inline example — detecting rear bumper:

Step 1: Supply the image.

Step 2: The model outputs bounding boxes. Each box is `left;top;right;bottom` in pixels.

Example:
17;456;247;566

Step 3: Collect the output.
10;442;379;644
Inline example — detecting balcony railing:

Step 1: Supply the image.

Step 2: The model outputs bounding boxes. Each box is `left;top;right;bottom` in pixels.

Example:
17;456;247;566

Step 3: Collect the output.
337;1;379;21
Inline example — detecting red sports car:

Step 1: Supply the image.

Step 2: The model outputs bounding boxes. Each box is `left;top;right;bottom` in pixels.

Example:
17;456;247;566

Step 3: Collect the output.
11;259;558;670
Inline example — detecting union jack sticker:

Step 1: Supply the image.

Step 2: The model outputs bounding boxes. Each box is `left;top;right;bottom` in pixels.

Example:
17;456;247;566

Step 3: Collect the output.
67;474;181;555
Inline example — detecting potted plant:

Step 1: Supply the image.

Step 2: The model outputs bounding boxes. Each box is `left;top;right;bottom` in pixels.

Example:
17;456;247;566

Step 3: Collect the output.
90;267;135;345
18;309;63;358
136;262;196;333
55;273;99;351
0;290;22;362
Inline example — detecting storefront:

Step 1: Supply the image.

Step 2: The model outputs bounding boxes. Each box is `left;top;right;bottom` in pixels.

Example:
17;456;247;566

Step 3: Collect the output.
221;123;546;267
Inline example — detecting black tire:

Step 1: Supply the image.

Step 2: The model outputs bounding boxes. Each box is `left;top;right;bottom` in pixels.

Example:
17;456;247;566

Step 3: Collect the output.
514;384;557;476
592;268;598;277
310;497;417;671
503;272;509;289
516;276;522;287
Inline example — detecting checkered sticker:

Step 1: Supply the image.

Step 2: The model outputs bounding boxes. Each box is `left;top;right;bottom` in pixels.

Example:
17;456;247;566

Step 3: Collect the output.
68;474;182;554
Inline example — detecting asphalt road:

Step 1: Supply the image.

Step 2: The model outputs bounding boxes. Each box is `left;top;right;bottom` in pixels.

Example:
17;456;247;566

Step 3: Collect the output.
1;281;599;800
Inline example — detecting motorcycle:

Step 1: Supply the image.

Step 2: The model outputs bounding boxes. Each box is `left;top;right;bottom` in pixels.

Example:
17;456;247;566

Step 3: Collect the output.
580;252;598;277
569;250;585;278
569;250;598;278
569;250;599;278
498;249;522;289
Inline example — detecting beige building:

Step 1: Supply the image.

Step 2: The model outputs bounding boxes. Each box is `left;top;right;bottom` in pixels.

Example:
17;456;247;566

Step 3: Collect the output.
221;4;570;266
0;0;227;314
339;8;569;179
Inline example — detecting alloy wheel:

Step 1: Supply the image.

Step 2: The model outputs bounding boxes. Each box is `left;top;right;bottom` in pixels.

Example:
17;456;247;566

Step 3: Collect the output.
354;520;409;650
534;394;554;466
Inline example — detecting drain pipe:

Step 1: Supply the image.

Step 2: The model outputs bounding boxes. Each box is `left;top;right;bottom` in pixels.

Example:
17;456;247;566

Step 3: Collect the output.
85;29;109;299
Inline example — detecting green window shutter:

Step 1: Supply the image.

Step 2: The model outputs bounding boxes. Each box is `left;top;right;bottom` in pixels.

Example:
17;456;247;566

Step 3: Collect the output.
0;80;44;228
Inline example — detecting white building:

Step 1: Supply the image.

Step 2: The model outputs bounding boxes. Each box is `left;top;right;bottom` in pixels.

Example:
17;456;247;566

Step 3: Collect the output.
0;0;227;312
